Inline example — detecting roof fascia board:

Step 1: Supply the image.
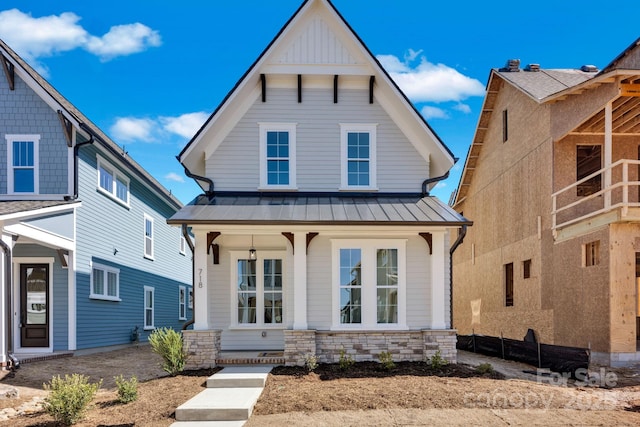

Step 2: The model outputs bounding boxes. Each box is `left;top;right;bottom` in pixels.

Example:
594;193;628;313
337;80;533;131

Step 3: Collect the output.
540;70;627;104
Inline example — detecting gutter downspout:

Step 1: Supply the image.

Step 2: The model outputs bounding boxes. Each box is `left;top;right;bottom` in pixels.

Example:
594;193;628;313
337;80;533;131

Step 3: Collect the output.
449;224;467;329
181;224;195;330
422;171;450;197
1;238;18;369
178;157;215;199
64;134;94;201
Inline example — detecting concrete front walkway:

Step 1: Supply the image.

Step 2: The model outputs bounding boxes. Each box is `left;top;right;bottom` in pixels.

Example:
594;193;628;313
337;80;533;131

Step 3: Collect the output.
172;366;272;427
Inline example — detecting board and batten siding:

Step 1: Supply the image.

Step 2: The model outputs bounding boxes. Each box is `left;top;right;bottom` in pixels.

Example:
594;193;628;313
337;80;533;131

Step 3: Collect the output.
73;145;191;349
0;70;69;195
207;88;429;193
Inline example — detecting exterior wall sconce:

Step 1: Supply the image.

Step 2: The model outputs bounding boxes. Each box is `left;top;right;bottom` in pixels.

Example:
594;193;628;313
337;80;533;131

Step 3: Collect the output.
249;235;257;260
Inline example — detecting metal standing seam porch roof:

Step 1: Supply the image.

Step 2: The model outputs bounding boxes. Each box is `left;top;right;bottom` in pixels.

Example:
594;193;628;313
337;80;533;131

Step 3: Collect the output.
168;194;471;226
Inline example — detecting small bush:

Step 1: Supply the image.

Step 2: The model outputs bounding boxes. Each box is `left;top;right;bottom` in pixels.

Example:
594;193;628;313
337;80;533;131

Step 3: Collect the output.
476;363;495;375
43;374;102;425
114;375;138;403
378;351;396;370
426;350;448;369
148;327;187;376
338;348;355;370
304;354;318;372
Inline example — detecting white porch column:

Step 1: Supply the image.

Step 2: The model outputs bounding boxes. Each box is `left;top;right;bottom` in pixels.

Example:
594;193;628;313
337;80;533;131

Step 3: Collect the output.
193;230;209;330
604;101;613;208
292;232;308;330
67;249;76;350
430;231;447;329
0;233;12;365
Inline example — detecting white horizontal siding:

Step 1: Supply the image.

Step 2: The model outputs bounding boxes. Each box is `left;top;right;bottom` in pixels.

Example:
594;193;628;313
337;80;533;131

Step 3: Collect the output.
207;88;428;192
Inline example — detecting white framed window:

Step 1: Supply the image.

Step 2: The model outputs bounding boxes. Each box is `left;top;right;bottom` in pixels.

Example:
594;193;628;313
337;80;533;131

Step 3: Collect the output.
231;251;285;327
90;263;120;301
97;155;130;206
340;124;377;190
259;123;297;189
180;236;187;255
331;239;406;329
144;286;155;330
143;214;154;259
6;134;40;194
179;286;187;320
188;287;193;309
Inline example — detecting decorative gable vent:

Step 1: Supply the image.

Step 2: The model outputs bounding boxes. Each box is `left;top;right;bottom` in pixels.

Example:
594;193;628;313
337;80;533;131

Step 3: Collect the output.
580;65;598;73
500;59;521;72
524;63;540;72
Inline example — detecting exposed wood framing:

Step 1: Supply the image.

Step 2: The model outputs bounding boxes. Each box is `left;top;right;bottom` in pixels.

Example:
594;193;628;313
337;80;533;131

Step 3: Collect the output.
333;75;338;103
306;232;319;254
1;54;14;90
419;232;433;255
297;74;302;103
261;74;266;102
282;232;295;254
369;76;375;104
620;83;640;97
207;232;221;264
57;110;73;147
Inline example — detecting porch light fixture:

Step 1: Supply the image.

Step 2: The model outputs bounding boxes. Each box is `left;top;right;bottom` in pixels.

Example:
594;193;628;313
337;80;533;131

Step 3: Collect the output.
249;235;257;261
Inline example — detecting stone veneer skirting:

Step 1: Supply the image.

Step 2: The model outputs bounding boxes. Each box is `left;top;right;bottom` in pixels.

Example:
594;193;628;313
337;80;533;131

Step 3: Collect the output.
182;329;221;369
284;329;457;366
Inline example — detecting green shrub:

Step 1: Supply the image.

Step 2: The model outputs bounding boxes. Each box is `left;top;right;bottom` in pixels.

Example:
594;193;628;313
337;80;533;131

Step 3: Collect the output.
304;354;318;372
43;374;102;425
338;348;355;370
426;350;448;369
476;363;495;375
148;327;187;376
378;351;396;370
114;375;138;403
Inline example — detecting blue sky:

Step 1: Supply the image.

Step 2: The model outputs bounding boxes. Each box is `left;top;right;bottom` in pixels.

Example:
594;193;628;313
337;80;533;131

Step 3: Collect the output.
0;0;637;204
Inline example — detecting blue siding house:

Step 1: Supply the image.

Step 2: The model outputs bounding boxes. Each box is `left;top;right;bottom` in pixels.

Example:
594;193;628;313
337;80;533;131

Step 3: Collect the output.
0;39;192;366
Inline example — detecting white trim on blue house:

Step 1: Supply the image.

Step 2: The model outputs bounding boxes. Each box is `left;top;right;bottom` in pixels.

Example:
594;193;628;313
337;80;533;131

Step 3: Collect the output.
179;285;187;320
143;214;154;260
144;286;155;330
96;154;130;208
90;262;121;301
6;134;41;195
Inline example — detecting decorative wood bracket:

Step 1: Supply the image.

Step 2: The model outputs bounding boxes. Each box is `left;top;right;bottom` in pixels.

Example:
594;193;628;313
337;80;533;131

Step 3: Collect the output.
369;75;375;104
419;232;433;255
261;74;266;102
297;74;302;103
207;232;221;264
1;54;14;91
282;232;294;254
334;75;339;103
57;110;73;147
306;232;319;254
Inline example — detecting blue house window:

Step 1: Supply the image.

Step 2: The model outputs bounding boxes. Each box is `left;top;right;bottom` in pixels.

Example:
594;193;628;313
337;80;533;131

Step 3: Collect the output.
90;263;120;301
144;286;155;330
340;124;377;190
259;123;296;189
97;155;130;206
6;135;40;194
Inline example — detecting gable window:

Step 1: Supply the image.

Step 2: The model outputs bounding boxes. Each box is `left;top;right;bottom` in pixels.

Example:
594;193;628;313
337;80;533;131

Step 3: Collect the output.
576;145;602;197
6;135;40;194
502;110;508;142
179;286;187;320
523;259;532;279
584;241;600;267
144;214;154;259
233;251;284;327
90;263;120;301
97;155;130;205
505;262;514;306
259;123;296;189
340;124;377;190
332;239;405;329
144;286;155;329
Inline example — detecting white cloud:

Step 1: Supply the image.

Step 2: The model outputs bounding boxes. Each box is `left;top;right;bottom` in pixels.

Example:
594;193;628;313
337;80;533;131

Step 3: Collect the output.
377;52;485;103
161;112;209;139
453;103;472;114
0;8;161;70
165;172;185;183
421;106;449;120
110;117;155;142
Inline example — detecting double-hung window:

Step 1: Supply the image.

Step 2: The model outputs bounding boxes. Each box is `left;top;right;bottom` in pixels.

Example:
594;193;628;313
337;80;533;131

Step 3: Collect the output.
90;263;120;301
6;135;40;194
233;251;284;327
332;240;405;329
340;124;377;190
97;155;130;205
259;123;296;189
143;214;154;259
179;286;187;320
144;286;155;330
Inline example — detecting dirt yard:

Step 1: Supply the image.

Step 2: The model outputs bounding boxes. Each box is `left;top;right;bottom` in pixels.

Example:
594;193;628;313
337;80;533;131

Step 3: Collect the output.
1;346;640;426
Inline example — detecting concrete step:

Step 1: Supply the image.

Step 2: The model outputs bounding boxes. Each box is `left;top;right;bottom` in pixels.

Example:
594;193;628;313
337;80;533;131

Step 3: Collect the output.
171;421;246;427
207;366;272;388
175;387;263;422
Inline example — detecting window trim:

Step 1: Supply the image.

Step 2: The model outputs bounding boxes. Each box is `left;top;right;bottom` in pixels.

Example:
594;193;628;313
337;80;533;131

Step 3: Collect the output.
331;239;406;330
96;155;130;207
144;286;155;330
258;123;297;190
179;236;187;255
90;263;121;301
340;124;378;190
143;214;154;260
584;241;600;267
179;285;187;320
230;250;286;329
188;287;193;309
6;134;40;195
